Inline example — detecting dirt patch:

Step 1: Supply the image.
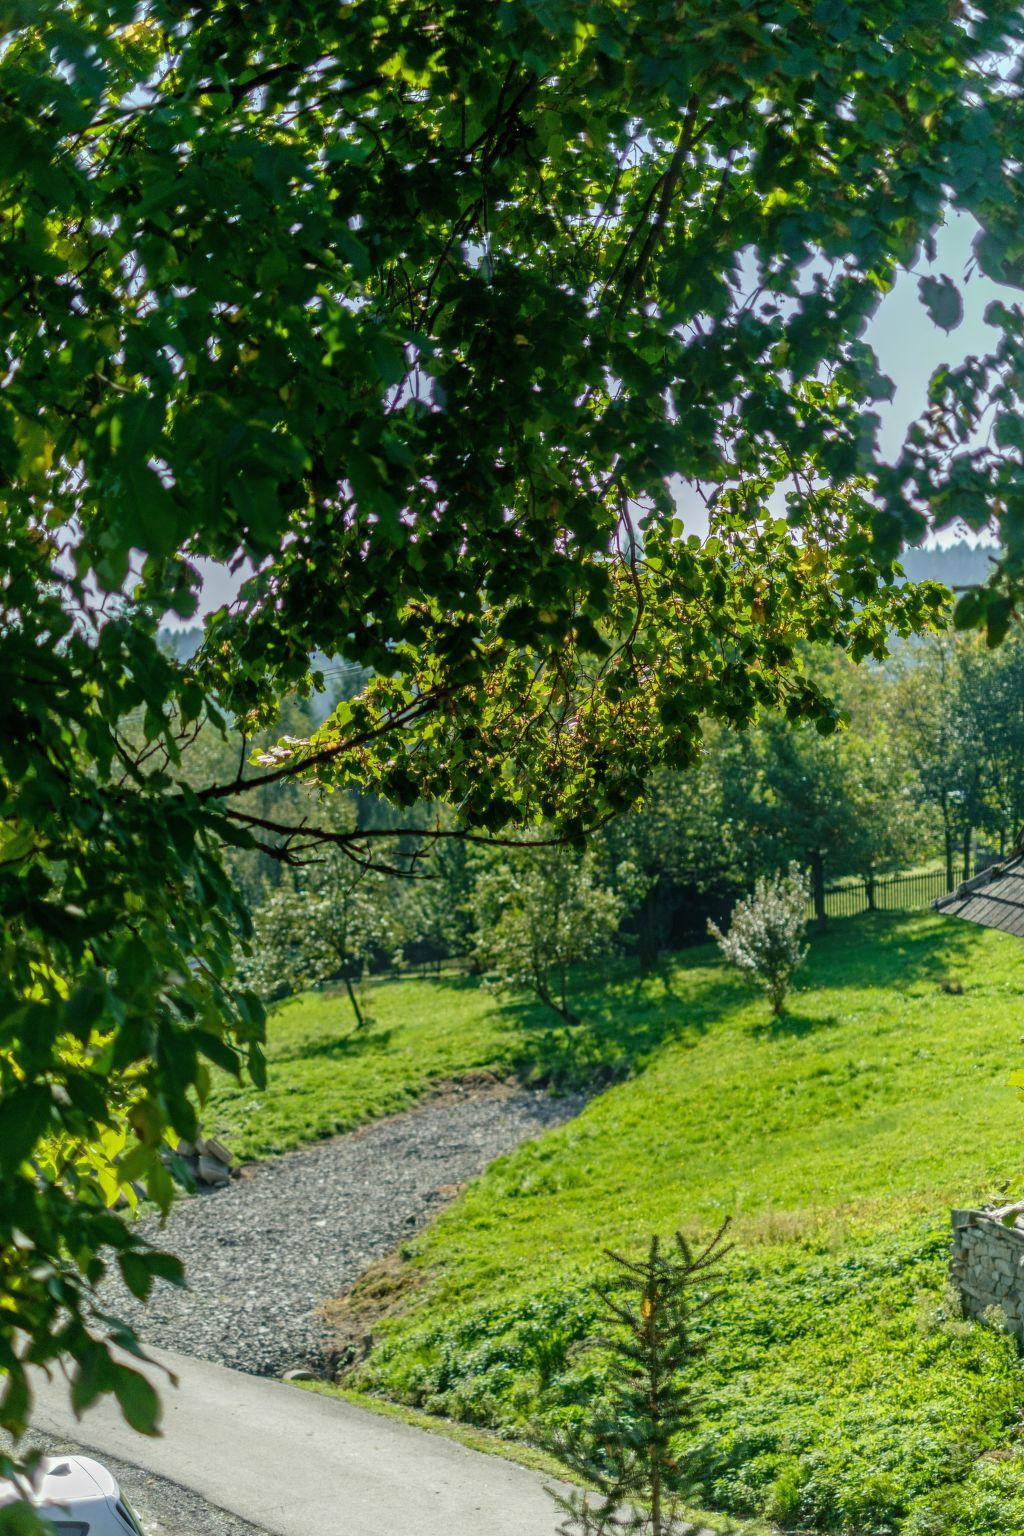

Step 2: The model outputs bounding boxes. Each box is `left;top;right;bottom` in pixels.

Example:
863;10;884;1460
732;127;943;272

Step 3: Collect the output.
321;1247;427;1373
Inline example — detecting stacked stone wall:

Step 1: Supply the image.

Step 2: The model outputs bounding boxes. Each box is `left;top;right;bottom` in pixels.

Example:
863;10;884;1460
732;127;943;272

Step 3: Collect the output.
951;1208;1024;1340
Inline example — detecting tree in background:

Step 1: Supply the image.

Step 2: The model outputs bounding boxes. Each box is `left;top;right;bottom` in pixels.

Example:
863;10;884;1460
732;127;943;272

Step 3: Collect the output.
887;631;1024;881
709;866;809;1017
2;0;1021;1461
735;707;925;925
244;864;404;1029
549;1223;730;1536
473;852;624;1024
400;837;481;969
602;750;746;967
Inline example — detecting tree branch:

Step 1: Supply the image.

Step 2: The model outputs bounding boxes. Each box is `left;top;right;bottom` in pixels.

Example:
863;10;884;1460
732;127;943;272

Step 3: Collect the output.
614;95;700;319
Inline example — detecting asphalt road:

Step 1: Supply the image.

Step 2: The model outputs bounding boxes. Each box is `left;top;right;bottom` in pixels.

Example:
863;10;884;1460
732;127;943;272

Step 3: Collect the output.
28;1346;566;1536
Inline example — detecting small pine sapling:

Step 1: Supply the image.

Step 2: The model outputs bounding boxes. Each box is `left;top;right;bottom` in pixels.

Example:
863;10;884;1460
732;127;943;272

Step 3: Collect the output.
549;1221;731;1536
708;863;809;1015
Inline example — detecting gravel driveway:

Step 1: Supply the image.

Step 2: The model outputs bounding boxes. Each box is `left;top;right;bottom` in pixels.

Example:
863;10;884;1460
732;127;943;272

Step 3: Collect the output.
104;1083;582;1378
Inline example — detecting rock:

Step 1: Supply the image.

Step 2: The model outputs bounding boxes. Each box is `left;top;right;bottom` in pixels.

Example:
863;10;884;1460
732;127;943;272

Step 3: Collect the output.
197;1154;231;1187
198;1136;234;1166
986;1200;1024;1225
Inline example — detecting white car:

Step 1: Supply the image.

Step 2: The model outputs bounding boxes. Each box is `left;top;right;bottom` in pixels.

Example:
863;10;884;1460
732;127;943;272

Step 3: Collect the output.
0;1454;144;1534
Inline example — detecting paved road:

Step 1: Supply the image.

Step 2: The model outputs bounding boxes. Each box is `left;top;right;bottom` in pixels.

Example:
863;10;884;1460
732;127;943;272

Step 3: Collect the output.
29;1346;566;1536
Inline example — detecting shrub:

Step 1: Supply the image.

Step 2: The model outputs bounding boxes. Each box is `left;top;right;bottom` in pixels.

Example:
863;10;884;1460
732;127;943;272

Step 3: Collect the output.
708;863;809;1015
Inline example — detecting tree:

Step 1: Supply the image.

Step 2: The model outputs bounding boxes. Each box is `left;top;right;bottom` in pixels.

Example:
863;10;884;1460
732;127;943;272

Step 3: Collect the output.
709;866;809;1016
399;836;482;968
244;865;404;1029
602;749;746;968
549;1223;730;1536
733;706;924;925
2;0;1020;1469
473;852;623;1024
888;631;1024;883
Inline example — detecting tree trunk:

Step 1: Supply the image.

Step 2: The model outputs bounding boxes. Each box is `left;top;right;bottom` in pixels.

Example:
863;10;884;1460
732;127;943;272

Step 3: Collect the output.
537;976;579;1026
810;852;826;928
941;796;954;889
344;974;366;1029
962;825;972;882
865;871;876;913
649;1336;662;1536
636;888;660;972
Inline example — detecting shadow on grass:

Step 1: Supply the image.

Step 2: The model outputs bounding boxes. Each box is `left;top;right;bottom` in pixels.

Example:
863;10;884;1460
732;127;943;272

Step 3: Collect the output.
372;970;485;995
751;1009;839;1040
495;910;988;1090
275;1026;395;1065
500;962;750;1092
803;909;984;993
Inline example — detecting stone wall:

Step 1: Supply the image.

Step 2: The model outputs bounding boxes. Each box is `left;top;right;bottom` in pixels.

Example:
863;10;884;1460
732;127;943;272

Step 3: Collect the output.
951;1208;1024;1340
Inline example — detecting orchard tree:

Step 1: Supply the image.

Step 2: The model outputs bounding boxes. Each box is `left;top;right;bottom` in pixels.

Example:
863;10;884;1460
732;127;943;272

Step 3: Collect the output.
734;711;924;923
2;0;1023;1470
244;864;404;1029
473;851;624;1023
602;750;745;967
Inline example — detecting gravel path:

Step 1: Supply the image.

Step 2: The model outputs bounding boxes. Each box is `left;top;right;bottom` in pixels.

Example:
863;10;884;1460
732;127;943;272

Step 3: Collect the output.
104;1084;583;1378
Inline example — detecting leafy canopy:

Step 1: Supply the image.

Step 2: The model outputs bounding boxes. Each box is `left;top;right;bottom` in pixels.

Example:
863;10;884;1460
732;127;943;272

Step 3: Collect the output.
3;0;1024;1458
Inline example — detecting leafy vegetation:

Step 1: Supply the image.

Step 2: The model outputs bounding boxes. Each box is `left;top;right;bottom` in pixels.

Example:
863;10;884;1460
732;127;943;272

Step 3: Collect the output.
6;0;1024;1481
243;863;406;1029
473;850;628;1024
709;863;809;1016
311;911;1024;1534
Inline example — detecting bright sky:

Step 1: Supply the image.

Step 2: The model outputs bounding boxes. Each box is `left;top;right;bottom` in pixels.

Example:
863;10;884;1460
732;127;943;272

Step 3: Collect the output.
870;211;1007;462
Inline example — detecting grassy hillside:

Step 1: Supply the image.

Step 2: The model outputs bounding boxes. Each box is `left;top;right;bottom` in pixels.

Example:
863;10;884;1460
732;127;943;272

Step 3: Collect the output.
206;974;515;1159
321;912;1024;1535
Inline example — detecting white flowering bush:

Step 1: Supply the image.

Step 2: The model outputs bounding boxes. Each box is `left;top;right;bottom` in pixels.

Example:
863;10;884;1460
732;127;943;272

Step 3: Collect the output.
708;864;810;1016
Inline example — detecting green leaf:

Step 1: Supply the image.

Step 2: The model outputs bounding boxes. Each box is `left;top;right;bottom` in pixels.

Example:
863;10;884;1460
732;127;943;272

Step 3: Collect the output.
0;1086;52;1175
918;274;963;333
112;1365;161;1436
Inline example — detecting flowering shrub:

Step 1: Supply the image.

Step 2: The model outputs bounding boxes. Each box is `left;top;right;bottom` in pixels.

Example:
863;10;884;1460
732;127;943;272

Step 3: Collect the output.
708;864;809;1015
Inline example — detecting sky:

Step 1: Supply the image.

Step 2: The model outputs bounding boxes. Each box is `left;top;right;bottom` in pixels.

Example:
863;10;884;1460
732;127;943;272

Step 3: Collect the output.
869;211;1006;464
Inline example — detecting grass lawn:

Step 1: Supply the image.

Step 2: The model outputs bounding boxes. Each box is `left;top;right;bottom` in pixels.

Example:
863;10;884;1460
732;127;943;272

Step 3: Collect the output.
206;974;516;1159
317;911;1024;1536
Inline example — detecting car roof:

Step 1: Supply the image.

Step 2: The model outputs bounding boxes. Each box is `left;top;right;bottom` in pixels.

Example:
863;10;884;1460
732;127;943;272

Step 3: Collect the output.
0;1453;119;1508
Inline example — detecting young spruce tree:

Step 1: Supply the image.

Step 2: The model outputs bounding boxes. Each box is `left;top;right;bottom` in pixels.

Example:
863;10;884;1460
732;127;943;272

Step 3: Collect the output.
550;1222;731;1536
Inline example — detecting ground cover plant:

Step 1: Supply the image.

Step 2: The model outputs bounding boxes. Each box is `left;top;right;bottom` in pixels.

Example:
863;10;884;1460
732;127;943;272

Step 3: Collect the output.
308;910;1024;1535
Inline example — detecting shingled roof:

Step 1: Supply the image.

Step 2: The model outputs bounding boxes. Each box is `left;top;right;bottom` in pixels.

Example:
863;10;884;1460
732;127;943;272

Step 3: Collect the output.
933;854;1024;937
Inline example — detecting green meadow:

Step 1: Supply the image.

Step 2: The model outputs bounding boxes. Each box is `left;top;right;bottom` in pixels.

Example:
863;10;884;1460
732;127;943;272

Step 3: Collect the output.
219;912;1024;1532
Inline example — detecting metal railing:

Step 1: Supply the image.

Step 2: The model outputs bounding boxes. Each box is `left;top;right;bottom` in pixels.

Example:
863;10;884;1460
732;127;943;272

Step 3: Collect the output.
805;862;983;922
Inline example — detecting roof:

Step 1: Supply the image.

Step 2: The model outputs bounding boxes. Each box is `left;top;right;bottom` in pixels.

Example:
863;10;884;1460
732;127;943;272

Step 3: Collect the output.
933;853;1024;937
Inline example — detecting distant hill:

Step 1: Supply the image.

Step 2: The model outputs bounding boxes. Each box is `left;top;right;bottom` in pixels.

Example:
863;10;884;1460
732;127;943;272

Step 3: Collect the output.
159;626;203;662
901;541;999;589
